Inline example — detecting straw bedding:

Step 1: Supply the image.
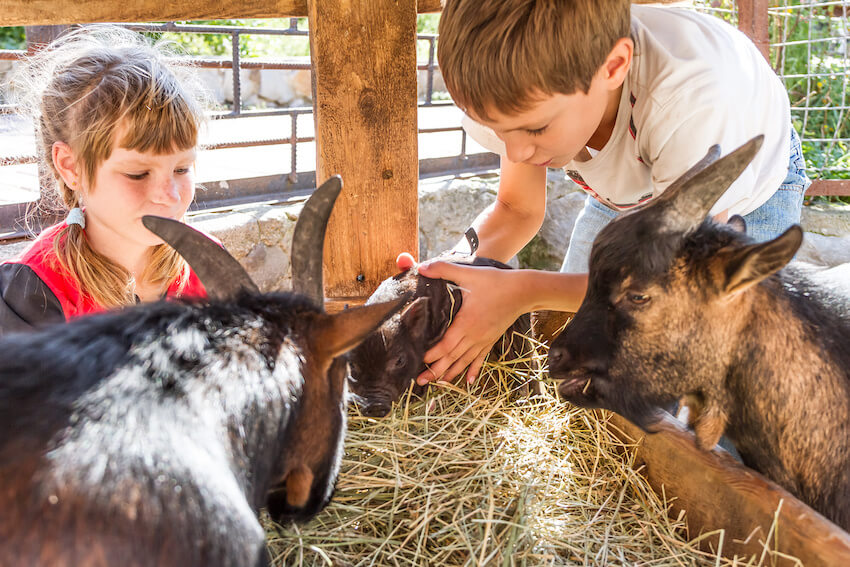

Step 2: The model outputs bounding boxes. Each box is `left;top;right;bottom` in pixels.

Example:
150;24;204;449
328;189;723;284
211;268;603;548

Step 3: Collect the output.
266;343;798;566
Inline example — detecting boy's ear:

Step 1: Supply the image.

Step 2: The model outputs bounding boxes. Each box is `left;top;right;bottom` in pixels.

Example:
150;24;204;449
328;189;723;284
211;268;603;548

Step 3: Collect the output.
52;141;80;190
719;225;803;296
601;37;633;86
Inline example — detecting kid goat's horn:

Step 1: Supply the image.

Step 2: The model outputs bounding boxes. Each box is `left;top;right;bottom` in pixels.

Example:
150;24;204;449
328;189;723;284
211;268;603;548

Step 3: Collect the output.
142;215;259;299
655;135;764;234
290;175;343;305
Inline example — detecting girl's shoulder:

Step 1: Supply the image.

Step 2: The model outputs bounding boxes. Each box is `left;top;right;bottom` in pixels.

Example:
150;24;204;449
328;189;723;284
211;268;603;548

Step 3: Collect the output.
0;262;64;335
2;222;101;321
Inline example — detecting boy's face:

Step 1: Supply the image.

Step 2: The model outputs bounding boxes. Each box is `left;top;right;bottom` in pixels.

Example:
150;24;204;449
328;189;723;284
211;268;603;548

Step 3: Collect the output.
468;72;618;169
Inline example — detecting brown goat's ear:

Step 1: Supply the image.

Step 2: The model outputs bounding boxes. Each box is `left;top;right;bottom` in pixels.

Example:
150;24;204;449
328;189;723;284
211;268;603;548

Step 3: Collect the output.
721;225;803;296
311;295;411;360
727;215;747;233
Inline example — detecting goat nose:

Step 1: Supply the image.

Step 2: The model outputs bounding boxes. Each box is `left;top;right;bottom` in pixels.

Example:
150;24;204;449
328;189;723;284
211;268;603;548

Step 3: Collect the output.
362;403;391;418
547;345;570;373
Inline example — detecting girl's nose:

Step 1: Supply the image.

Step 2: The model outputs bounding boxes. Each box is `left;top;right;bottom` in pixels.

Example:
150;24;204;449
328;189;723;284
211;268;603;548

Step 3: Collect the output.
152;177;182;205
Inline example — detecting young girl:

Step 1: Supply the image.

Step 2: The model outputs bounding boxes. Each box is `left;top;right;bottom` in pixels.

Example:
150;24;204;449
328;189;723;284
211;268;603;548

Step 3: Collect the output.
0;26;210;335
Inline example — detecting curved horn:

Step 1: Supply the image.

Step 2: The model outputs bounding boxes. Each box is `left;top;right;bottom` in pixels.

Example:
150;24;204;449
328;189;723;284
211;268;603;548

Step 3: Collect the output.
142;215;259;299
291;175;343;305
658;135;764;233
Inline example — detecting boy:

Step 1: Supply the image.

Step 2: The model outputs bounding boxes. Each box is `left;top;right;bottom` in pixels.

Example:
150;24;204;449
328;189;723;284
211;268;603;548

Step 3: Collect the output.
404;0;810;385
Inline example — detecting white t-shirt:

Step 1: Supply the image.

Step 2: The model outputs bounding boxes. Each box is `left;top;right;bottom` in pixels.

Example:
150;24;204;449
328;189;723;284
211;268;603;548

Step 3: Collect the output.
462;5;791;216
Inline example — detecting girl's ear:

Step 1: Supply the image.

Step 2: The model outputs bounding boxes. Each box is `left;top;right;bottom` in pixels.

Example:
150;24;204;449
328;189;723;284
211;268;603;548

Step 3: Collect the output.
52;141;81;192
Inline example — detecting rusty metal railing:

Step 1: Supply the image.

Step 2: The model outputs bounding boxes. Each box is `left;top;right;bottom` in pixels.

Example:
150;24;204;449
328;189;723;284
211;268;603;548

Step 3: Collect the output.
0;20;497;239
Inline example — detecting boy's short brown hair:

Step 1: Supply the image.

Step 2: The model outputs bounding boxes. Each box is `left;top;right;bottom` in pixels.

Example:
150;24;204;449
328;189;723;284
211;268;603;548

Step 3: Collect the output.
438;0;631;120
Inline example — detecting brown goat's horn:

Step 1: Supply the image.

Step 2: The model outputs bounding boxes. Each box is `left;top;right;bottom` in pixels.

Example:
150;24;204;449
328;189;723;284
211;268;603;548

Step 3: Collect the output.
142;215;259;299
658;135;763;233
291;175;343;305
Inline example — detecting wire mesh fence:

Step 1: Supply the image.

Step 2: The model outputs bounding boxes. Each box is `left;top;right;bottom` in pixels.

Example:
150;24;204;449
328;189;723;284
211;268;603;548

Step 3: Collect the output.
694;0;850;183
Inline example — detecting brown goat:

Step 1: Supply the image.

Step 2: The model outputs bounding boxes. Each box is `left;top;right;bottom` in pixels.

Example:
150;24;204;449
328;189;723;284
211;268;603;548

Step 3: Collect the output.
548;137;850;530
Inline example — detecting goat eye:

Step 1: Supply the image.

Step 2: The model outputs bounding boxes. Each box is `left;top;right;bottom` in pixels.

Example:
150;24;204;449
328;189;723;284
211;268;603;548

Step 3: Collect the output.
389;355;408;371
628;293;650;305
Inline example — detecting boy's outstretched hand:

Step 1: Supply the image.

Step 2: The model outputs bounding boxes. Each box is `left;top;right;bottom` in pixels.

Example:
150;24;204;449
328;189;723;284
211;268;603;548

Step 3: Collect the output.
394;253;526;386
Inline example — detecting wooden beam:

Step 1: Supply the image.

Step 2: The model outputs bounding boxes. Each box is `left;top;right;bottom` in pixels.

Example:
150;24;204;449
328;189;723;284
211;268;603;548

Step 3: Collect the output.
309;0;419;303
1;0;443;26
807;179;850;197
738;0;771;61
607;412;850;564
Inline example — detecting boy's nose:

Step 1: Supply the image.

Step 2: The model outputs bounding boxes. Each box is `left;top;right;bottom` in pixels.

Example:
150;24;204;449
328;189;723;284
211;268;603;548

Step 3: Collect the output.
503;137;535;164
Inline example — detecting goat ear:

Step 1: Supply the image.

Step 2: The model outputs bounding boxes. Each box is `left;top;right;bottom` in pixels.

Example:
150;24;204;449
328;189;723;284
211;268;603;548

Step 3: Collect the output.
311;295;411;360
721;225;803;296
727;214;747;233
658;136;763;234
400;297;430;340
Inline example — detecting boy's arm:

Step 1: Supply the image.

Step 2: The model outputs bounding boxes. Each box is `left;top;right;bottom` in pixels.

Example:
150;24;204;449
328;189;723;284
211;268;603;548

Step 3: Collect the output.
410;158;562;385
452;158;548;260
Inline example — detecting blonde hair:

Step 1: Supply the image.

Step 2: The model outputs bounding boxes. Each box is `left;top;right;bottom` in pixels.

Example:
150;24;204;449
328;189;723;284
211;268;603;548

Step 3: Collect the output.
14;26;209;308
438;0;631;120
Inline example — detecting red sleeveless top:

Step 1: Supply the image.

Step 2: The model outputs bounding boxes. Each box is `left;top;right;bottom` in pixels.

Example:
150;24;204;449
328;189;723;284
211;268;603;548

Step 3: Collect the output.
6;222;208;320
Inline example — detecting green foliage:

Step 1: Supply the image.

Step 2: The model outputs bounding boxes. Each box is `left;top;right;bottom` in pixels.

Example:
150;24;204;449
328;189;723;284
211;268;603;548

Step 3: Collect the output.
768;5;850;202
0;26;25;49
149;19;310;59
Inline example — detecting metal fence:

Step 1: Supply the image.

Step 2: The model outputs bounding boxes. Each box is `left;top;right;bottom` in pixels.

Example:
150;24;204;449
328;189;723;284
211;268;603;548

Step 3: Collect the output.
1;3;848;238
694;0;850;186
0;19;494;239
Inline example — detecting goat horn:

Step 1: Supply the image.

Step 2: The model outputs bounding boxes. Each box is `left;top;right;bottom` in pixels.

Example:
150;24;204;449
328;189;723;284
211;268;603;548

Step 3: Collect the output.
657;135;763;233
291;175;343;305
142;215;259;299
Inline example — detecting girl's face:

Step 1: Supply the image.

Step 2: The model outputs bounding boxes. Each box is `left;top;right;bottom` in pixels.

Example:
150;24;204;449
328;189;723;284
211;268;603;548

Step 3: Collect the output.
81;145;197;251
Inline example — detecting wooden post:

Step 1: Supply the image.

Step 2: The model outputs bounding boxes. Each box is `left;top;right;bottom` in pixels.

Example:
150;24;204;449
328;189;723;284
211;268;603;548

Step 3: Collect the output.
308;0;419;310
737;0;770;61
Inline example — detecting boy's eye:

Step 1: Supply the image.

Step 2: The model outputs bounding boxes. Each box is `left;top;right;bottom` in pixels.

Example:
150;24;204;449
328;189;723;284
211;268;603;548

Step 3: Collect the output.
175;168;191;175
526;125;548;136
124;172;148;180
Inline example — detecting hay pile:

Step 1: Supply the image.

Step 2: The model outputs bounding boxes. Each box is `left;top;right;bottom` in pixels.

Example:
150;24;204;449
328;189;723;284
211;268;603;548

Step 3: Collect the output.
266;349;793;566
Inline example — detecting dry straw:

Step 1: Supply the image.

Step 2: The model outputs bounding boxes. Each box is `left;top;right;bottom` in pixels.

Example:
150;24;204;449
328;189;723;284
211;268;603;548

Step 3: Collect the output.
266;336;800;566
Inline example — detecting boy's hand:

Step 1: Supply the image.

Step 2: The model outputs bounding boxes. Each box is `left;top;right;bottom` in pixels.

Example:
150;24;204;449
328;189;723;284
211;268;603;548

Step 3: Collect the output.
413;260;524;386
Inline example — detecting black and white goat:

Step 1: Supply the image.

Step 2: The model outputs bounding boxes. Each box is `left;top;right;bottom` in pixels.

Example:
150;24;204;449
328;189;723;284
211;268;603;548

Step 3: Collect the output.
548;137;850;530
0;177;407;567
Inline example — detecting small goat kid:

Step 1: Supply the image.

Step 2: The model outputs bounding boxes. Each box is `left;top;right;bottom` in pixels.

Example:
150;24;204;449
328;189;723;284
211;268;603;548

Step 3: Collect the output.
0;177;407;567
348;254;534;418
548;137;850;530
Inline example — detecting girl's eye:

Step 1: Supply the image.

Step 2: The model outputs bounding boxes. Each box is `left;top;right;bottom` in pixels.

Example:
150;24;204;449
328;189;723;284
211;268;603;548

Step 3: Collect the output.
526;125;548;136
175;168;191;175
125;172;148;180
628;293;650;305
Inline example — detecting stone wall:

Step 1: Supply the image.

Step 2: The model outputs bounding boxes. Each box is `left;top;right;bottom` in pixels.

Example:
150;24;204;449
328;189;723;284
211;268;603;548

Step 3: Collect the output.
1;175;848;292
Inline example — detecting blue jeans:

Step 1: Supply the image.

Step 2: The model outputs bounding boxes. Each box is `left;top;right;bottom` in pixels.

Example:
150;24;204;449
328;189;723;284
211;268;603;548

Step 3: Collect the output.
560;128;811;273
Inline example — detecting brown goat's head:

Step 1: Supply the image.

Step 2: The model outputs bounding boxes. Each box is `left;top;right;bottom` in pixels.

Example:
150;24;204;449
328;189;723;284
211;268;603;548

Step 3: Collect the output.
548;136;803;444
265;300;407;521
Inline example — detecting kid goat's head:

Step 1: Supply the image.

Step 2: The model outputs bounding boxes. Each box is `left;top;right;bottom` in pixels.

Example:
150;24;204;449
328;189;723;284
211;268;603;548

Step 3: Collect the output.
548;136;803;433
